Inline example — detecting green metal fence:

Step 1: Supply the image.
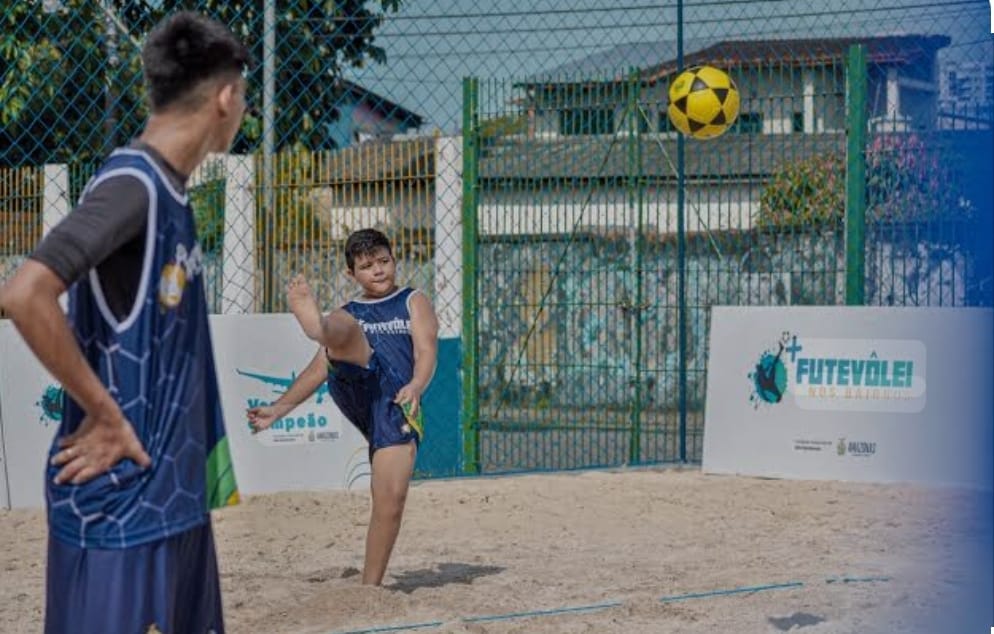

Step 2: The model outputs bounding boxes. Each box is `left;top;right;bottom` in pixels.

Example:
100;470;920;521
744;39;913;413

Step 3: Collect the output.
461;35;992;472
1;1;991;474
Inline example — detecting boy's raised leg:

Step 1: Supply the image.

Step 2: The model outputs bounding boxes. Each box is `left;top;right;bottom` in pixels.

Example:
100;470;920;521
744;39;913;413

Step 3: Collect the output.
287;275;324;340
286;275;372;367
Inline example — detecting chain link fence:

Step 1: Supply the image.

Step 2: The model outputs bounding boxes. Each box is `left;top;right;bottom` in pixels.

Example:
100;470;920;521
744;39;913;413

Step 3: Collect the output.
1;1;992;474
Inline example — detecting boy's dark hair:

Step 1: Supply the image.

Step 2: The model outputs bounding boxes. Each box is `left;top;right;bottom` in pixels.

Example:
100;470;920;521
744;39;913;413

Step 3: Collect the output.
142;12;250;112
345;229;393;271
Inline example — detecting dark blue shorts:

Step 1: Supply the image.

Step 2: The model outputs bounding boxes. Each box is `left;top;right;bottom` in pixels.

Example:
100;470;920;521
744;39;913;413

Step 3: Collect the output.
45;519;223;634
327;352;420;459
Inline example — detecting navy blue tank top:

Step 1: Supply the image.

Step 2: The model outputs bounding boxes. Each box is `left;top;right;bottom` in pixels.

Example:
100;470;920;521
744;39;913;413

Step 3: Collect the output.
342;287;418;394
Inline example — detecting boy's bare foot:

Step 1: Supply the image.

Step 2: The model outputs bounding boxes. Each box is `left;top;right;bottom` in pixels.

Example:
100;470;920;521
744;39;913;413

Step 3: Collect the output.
287;275;324;341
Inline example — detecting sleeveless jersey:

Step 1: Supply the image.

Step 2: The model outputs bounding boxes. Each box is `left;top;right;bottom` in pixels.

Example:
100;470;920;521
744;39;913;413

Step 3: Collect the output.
343;286;418;394
325;287;428;447
47;148;238;549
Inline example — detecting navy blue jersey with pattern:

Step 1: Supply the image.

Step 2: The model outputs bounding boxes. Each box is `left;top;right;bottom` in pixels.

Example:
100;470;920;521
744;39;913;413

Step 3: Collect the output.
324;287;423;455
47;148;232;549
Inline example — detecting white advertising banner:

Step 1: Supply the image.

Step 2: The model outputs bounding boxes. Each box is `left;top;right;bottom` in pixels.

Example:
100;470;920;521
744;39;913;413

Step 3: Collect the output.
703;307;993;488
209;313;370;496
0;321;9;509
0;315;369;509
0;320;61;508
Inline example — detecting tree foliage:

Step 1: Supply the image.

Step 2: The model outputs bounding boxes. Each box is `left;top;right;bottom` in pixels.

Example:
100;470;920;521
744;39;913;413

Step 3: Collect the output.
0;0;402;166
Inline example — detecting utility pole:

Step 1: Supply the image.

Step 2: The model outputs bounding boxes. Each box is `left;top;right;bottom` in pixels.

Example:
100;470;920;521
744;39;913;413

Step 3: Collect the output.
102;0;119;157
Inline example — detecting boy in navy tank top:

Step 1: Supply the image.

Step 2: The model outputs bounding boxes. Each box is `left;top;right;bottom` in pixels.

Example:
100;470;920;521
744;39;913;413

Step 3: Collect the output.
0;12;248;633
248;229;439;586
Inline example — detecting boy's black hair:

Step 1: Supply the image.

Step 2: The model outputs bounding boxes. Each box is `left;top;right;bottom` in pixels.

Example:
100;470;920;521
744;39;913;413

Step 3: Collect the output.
345;229;393;271
141;11;250;112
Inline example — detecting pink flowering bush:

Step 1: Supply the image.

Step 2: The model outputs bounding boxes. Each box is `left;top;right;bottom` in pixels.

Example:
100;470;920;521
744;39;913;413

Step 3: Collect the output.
757;133;968;228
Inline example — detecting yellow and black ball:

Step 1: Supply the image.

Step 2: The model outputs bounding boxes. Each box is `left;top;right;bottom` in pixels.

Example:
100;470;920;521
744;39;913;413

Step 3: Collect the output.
667;66;740;140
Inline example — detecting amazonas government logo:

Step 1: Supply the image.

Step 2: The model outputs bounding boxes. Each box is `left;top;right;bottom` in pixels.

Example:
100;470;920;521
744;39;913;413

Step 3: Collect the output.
750;333;926;413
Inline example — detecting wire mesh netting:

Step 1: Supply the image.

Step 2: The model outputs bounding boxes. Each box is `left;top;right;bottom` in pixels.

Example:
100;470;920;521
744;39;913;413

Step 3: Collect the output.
1;1;991;474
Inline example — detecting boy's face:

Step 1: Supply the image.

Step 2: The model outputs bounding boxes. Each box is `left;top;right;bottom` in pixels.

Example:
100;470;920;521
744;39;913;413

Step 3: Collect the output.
348;246;397;297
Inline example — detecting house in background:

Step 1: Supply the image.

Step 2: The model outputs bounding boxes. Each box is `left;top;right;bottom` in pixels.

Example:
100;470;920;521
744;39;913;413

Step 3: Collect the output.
476;34;954;237
520;34;951;139
938;59;994;129
324;80;425;149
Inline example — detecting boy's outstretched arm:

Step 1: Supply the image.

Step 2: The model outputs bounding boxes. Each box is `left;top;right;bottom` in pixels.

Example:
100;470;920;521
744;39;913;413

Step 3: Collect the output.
247;348;327;433
394;292;439;417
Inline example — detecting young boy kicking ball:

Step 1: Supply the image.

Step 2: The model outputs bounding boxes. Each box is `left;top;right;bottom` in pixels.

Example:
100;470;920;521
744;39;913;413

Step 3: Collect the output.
248;228;438;585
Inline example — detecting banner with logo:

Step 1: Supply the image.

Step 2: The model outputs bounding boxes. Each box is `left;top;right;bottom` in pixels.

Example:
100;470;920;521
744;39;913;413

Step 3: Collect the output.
0;315;371;509
208;314;371;496
0;320;61;508
703;307;993;488
0;322;11;508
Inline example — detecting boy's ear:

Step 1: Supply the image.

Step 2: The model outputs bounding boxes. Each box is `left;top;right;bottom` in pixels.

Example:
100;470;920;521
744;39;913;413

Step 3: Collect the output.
216;81;238;118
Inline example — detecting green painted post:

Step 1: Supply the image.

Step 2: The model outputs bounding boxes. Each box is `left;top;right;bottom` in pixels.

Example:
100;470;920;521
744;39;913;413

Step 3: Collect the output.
846;44;868;305
461;77;481;475
676;1;688;462
626;69;644;465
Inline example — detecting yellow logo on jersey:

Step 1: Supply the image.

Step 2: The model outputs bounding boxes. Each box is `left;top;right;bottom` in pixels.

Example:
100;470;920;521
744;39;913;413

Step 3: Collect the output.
158;263;186;309
157;242;204;310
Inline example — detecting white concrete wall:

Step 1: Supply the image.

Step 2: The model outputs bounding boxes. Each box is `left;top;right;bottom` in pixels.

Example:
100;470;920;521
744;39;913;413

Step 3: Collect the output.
479;183;761;235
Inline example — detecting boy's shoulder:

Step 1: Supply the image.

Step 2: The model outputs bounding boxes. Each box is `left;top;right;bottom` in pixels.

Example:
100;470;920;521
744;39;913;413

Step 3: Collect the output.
405;287;437;307
405;289;438;330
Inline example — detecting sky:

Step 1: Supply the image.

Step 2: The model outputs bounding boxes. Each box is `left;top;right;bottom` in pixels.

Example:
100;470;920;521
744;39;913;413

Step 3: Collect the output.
338;0;993;133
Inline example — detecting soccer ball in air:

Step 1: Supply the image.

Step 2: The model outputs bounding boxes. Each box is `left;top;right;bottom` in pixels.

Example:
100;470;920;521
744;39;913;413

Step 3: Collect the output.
666;66;740;139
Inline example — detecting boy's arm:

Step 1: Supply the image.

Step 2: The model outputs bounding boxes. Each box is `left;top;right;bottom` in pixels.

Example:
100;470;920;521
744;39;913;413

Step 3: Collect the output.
409;292;439;391
270;348;328;414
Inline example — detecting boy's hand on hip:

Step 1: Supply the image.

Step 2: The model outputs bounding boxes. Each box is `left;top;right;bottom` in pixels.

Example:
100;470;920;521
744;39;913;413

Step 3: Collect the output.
51;404;151;485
